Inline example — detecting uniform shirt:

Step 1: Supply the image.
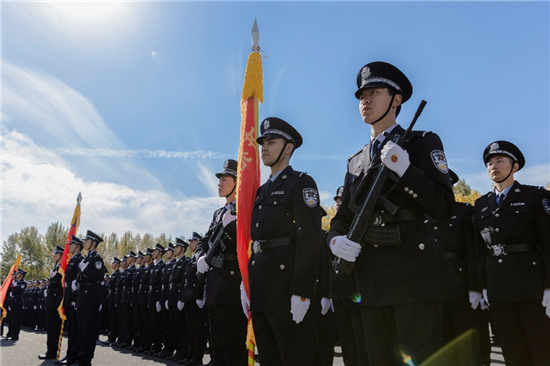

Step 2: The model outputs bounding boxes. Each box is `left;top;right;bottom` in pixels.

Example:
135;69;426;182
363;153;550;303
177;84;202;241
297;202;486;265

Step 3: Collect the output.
474;181;550;302
249;165;323;312
64;252;83;305
329;125;457;307
169;256;187;306
76;250;107;308
148;259;165;306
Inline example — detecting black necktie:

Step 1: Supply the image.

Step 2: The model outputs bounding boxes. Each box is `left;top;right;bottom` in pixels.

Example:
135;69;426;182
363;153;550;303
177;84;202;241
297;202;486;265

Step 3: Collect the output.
264;178;272;194
496;194;505;207
370;139;381;159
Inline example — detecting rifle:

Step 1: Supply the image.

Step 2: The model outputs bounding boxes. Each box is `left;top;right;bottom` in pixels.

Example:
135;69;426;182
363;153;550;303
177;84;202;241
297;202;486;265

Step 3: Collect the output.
204;202;237;269
334;100;427;275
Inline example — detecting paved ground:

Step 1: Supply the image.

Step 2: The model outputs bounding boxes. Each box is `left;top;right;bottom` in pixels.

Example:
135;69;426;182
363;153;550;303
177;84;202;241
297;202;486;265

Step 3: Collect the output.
1;329;505;365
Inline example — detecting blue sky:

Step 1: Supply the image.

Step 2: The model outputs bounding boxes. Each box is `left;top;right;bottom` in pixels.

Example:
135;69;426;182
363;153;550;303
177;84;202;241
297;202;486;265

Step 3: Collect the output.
2;1;549;245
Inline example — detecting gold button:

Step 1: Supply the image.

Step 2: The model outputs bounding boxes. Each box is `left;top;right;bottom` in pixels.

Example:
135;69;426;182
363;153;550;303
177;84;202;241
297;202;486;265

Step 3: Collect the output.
373;244;379;248
252;261;255;265
449;223;452;227
230;271;235;275
255;223;259;227
409;190;414;195
533;262;537;266
274;201;277;205
280;264;285;270
413;194;418;198
404;187;409;192
419;243;425;250
259;205;262;210
459;268;463;271
498;259;503;263
495;228;500;232
495;213;499;217
434;226;438;230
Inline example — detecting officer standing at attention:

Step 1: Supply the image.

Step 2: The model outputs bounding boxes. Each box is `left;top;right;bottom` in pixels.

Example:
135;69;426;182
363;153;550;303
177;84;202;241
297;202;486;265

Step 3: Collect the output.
329;61;456;365
121;251;137;349
196;159;248;365
146;243;166;356
128;251;145;352
157;243;176;359
62;235;84;366
136;248;154;354
75;230;107;366
6;269;27;341
474;141;550;365
243;117;323;366
104;257;121;346
39;245;65;360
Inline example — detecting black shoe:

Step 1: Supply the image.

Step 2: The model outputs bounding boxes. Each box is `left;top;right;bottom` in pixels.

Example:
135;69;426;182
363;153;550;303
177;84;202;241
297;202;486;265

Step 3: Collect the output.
38;354;56;360
166;355;177;361
135;347;144;353
54;358;66;365
101;340;111;345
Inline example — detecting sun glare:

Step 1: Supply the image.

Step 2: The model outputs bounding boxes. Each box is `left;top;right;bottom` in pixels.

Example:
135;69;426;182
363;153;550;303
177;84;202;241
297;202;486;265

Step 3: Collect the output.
51;2;126;22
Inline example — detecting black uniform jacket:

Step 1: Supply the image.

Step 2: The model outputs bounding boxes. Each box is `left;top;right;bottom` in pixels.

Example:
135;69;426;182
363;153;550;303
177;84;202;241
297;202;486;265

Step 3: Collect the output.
181;255;204;303
197;205;242;306
131;265;143;305
46;264;63;309
161;260;175;304
329;125;457;307
474;181;550;302
10;280;27;308
429;202;479;301
249;165;323;312
108;269;120;306
168;256;187;306
122;265;135;305
64;252;83;305
76;251;107;308
138;263;154;306
115;269;125;305
148;260;165;306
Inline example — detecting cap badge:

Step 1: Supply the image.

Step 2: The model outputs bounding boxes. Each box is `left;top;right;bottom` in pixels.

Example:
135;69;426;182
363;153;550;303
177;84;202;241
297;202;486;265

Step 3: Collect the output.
263;119;270;131
224;160;229;169
490;142;500;151
430;150;449;174
302;188;319;208
361;66;371;81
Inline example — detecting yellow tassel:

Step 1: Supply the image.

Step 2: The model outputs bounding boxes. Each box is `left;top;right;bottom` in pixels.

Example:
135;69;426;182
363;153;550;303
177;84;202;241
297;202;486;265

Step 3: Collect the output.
241;52;264;102
246;317;256;350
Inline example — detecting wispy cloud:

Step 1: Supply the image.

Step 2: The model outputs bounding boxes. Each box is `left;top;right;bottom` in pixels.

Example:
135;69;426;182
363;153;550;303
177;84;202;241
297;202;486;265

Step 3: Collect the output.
52;147;231;159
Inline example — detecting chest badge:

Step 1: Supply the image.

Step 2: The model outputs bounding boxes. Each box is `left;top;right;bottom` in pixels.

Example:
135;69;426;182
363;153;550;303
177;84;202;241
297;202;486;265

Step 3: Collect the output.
303;188;319;208
430;150;449;174
95;261;102;270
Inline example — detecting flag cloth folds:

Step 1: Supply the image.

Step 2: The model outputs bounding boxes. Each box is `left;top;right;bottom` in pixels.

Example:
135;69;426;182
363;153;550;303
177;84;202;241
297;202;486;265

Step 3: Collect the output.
0;254;22;324
57;192;82;320
236;19;263;364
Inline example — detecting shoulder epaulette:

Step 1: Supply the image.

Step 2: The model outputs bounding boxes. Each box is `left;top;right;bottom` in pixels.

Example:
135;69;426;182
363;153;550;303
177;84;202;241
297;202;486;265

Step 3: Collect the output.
289;170;307;177
348;145;367;162
410;130;432;139
521;184;544;191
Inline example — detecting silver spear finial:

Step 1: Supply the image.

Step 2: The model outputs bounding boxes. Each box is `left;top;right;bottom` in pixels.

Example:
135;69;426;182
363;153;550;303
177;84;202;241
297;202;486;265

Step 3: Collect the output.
251;19;260;52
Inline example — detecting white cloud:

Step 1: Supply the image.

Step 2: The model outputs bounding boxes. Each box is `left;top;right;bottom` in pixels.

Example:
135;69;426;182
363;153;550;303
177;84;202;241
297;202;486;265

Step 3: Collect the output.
52;147;231;159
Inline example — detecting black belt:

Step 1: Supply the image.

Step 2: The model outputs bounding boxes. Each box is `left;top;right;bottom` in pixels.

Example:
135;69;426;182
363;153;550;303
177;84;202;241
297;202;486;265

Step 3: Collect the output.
252;237;293;254
224;253;237;261
79;282;96;287
381;209;424;223
185;279;198;285
444;252;465;260
486;243;537;257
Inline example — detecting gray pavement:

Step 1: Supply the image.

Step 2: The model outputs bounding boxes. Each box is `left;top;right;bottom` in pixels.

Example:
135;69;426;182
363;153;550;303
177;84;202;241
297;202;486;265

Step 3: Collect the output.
1;329;505;366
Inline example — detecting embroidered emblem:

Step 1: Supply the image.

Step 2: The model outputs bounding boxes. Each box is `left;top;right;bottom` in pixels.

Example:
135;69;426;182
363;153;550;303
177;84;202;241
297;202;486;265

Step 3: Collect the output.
390;155;398;163
21;284;25;288
282;175;287;179
490;142;500;151
510;202;525;206
543;198;550;215
430;150;449;174
515;188;521;193
95;261;102;270
303;188;319;208
263;119;270;131
271;191;284;195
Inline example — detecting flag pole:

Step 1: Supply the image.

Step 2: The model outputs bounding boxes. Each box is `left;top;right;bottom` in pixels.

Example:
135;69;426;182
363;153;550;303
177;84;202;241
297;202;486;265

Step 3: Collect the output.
236;19;263;366
56;193;82;360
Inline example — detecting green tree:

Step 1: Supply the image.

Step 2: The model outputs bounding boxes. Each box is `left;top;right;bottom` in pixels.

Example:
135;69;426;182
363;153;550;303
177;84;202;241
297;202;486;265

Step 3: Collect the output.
453;179;482;205
19;226;47;279
1;233;20;276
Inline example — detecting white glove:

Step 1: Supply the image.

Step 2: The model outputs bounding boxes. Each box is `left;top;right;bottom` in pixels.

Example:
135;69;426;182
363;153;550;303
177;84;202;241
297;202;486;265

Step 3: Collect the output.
115;304;117;308
40;305;43;309
469;291;482;310
99;304;102;311
321;297;332;315
196;299;204;309
380;141;410;178
79;261;89;271
8;306;11;311
71;280;77;291
156;301;161;312
482;289;490;308
542;289;550;318
177;301;184;311
34;305;37;310
240;282;250;319
71;302;75;308
330;236;362;262
196;256;210;273
44;290;47;297
290;295;311;324
222;210;237;227
165;300;169;310
50;270;58;278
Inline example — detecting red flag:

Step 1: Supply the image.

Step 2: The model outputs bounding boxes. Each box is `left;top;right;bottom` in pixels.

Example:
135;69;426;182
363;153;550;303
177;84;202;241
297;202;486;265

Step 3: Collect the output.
57;192;82;320
0;254;22;324
236;19;263;361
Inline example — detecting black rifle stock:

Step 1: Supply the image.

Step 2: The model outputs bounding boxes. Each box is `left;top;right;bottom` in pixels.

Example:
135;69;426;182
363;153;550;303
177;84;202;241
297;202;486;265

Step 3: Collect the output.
204;202;236;269
334;100;427;275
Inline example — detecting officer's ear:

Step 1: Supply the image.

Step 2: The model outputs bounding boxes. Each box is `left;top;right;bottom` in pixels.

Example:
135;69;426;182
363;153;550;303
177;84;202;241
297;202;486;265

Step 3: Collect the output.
512;161;520;173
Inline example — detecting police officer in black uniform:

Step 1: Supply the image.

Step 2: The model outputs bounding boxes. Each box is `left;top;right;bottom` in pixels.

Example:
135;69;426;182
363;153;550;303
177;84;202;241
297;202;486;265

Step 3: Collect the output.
104;257;121;346
196;159;248;366
474;141;550;365
329;61;457;365
136;248;154;353
6;269;27;341
244;117;323;366
428;171;489;365
146;243;166;355
157;243;176;358
62;235;84;366
128;251;145;351
75;230;107;366
114;255;128;347
167;239;190;363
121;251;137;348
39;245;65;360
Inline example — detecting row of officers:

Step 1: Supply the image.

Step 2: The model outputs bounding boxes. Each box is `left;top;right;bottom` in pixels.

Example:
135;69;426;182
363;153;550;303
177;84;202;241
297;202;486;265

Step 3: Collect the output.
4;60;550;366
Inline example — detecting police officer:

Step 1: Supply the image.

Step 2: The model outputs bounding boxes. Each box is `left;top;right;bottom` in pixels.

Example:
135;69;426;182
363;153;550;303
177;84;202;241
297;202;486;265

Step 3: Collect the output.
329;186;369;366
114;255;128;347
243;117;323;366
121;251;137;348
135;248;154;353
157;243;176;358
62;235;84;366
474;141;550;365
428;171;489;365
6;269;27;341
104;257;121;346
167;239;190;363
128;251;145;351
329;61;457;365
75;230;107;366
146;243;166;355
39;245;65;360
196;159;248;365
